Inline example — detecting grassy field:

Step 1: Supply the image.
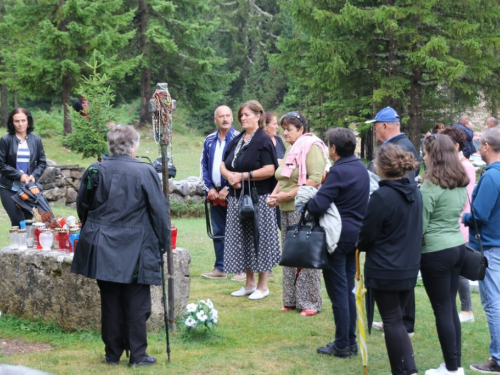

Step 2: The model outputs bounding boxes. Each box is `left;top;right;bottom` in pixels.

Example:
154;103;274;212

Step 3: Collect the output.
0;216;492;374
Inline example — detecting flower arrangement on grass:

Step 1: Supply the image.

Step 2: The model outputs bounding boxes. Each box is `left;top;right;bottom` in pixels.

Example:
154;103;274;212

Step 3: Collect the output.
182;299;218;332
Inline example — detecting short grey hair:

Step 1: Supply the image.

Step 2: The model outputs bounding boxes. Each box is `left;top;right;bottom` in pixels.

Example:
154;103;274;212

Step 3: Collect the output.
488;117;499;127
107;125;140;156
458;113;468;122
481;127;500;153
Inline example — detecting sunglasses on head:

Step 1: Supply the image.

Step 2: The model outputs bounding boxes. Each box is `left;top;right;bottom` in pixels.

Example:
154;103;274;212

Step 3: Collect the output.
280;111;304;125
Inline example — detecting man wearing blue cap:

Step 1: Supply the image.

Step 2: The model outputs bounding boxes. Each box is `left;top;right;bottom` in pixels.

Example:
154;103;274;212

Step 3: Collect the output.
365;106;420;338
366;106;420;179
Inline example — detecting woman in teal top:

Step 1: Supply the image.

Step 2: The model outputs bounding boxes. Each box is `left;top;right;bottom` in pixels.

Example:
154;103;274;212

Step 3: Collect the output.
420;134;470;375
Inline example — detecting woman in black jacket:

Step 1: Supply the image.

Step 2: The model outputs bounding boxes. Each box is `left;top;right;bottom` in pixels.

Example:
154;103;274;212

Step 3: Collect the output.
0;108;47;226
358;143;422;375
71;125;170;367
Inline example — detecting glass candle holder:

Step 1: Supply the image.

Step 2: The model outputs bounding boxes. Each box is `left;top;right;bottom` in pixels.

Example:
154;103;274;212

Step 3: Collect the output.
18;228;28;250
39;229;54;251
9;228;19;250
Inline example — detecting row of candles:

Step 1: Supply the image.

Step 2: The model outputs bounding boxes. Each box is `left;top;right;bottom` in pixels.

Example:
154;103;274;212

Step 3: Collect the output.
9;220;80;252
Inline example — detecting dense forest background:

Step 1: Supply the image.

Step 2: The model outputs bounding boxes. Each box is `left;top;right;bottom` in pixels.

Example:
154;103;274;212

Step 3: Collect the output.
1;0;500;158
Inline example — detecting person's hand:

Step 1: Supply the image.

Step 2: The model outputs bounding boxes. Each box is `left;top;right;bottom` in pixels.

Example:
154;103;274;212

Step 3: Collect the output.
227;172;242;187
28;175;35;183
20;174;30;184
219;188;229;200
266;195;278;207
207;188;219;201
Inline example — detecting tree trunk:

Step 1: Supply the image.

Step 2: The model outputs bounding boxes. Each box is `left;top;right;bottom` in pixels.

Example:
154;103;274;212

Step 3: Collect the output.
139;0;151;127
0;84;7;128
62;74;72;135
13;91;18;108
407;67;423;151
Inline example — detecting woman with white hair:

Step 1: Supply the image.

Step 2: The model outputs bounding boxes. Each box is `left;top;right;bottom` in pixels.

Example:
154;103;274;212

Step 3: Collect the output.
72;125;170;367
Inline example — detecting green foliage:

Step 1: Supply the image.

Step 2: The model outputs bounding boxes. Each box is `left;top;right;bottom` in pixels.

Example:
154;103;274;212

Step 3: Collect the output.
0;0;138;132
65;53;115;160
170;199;204;219
30;110;64;138
276;0;500;149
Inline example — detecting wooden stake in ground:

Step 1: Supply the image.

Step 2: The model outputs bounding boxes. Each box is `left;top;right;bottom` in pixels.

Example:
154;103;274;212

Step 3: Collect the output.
150;83;176;360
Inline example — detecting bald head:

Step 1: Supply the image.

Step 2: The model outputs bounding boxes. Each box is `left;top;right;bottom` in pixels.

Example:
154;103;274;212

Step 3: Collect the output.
487;117;499;128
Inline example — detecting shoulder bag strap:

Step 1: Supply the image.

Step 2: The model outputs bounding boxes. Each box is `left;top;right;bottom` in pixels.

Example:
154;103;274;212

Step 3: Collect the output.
468;195;484;256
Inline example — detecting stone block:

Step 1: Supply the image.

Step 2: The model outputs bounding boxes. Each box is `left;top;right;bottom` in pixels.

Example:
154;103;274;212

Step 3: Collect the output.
70;171;83;180
43;187;66;201
65;188;77;204
0;247;190;332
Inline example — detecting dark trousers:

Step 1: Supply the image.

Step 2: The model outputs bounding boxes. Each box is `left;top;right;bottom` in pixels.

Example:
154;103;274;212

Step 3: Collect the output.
323;242;357;349
210;203;227;271
0;187;32;227
420;245;466;371
403;289;415;333
373;289;417;375
97;280;152;364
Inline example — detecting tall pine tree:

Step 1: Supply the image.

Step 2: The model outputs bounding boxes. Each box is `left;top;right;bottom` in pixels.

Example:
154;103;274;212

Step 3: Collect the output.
2;0;138;134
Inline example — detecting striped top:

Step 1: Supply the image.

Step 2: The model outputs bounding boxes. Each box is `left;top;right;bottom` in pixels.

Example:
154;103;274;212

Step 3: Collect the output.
16;139;30;175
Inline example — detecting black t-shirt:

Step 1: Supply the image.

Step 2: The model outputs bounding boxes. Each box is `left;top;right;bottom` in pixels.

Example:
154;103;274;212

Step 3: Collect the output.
223;128;278;198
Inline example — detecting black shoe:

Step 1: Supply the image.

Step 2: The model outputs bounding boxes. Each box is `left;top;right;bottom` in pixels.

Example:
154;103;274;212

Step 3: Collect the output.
104;357;119;366
129;354;157;367
317;342;351;358
350;343;358;356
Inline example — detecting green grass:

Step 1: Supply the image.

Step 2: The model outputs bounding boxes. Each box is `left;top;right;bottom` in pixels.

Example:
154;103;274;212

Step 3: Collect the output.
0;217;491;374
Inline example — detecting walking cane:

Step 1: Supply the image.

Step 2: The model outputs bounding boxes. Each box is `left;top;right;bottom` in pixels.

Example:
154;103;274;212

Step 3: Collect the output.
160;251;171;363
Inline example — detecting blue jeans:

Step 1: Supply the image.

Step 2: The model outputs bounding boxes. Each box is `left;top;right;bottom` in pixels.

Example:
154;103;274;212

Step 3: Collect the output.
210;203;227;271
479;247;500;364
323;242;357;349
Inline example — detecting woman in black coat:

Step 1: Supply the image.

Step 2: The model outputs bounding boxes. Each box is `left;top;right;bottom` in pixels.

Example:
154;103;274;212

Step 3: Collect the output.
71;125;170;367
0;108;47;226
358;143;422;375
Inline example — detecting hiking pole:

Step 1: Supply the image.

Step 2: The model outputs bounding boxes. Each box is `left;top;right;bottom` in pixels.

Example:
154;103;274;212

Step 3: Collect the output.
160;251;171;363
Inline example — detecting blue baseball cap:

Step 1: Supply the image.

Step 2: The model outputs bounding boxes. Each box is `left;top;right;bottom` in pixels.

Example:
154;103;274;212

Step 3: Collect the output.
365;106;400;123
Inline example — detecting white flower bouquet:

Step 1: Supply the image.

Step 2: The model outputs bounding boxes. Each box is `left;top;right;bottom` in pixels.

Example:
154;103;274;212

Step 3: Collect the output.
183;299;218;331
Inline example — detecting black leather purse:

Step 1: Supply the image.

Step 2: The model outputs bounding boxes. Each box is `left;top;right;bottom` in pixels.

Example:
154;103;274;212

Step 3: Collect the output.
460;196;488;281
238;173;254;221
279;210;328;269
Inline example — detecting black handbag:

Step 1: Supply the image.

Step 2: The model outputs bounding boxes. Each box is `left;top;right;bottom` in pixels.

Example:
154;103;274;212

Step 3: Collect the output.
460;196;488;281
279;210;328;269
238;173;254;221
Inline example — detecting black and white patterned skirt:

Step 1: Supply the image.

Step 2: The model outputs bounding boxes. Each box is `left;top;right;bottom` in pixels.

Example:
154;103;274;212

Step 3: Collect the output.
224;194;280;273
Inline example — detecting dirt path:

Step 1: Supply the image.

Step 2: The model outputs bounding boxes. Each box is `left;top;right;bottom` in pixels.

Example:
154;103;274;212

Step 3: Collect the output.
0;338;53;356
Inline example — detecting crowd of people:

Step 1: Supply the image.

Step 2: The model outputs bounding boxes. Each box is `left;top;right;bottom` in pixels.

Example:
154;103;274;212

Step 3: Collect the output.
200;103;500;375
2;104;500;373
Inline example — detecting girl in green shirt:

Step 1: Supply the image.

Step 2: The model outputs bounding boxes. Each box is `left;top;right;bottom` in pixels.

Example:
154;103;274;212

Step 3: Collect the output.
420;134;470;375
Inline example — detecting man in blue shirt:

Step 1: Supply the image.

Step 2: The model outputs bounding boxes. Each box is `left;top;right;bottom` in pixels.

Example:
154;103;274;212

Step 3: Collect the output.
200;106;239;279
463;127;500;374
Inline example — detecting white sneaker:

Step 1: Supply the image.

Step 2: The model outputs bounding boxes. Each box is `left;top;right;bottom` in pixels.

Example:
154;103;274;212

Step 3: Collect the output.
459;312;475;323
248;289;269;300
425;363;464;375
231;287;256;297
372;321;384;330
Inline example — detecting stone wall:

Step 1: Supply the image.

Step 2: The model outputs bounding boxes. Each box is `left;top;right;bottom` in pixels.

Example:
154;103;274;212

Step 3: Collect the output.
39;162;205;207
0;247;191;332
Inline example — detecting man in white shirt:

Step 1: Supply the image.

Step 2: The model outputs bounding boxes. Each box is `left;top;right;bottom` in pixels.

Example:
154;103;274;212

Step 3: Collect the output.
200;106;239;279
